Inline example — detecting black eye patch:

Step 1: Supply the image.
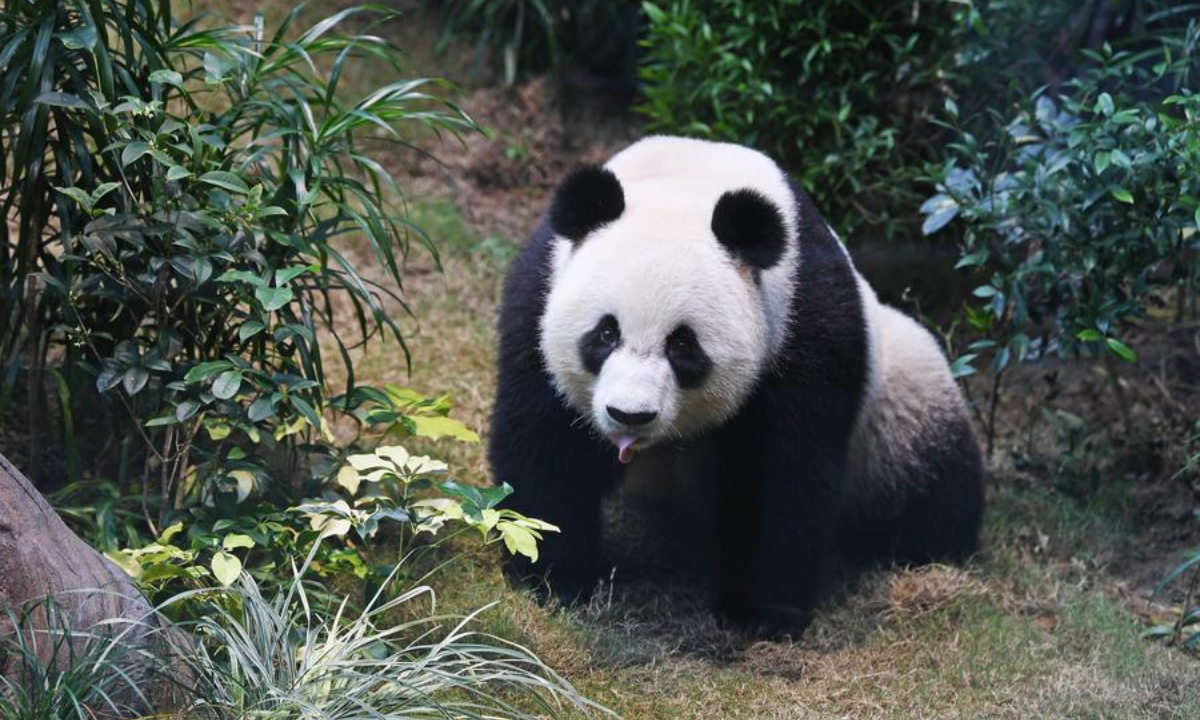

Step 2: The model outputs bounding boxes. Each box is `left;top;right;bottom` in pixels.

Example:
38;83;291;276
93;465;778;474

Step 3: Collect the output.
578;314;621;375
665;324;712;389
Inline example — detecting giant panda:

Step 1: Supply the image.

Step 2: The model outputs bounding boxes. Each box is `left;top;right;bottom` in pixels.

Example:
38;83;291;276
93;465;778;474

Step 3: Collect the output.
489;136;984;636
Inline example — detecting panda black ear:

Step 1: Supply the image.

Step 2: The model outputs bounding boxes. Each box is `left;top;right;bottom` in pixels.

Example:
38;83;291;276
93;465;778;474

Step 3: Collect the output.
711;188;786;270
549;165;625;244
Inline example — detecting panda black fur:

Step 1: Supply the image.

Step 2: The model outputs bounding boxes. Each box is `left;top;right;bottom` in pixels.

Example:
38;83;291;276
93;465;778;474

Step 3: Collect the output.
489;136;984;636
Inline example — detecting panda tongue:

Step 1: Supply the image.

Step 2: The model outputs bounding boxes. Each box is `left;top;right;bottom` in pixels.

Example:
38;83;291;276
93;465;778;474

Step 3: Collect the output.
614;435;637;464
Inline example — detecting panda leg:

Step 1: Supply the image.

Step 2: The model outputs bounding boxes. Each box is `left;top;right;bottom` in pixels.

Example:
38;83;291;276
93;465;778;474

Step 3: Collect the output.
713;389;849;637
489;373;618;604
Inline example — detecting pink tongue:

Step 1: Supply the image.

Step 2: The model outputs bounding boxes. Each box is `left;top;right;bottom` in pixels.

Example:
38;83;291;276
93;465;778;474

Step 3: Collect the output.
614;435;637;464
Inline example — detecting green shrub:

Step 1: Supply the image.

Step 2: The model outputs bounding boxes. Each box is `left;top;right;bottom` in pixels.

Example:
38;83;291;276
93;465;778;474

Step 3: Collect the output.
0;1;478;518
110;438;558;608
637;0;962;239
922;37;1199;373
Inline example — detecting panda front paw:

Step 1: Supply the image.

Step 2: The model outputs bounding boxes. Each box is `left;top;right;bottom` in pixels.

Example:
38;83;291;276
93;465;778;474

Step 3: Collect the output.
715;599;814;641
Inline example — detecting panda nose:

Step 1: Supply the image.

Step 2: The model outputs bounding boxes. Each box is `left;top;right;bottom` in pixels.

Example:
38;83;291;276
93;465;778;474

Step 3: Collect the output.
607;406;657;427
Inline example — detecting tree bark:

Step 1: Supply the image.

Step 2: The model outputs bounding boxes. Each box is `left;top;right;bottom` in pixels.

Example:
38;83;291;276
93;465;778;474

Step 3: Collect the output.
0;452;187;712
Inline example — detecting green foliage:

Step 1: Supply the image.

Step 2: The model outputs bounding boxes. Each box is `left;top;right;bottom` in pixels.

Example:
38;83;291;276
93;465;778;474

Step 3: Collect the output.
637;0;962;239
299;445;558;562
170;558;606;720
1146;548;1200;650
923;37;1200;382
108;435;558;611
0;566;607;719
0;595;164;719
0;0;479;523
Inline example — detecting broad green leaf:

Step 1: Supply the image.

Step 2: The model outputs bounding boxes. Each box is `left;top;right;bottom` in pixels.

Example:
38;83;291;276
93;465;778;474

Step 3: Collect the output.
290;395;321;430
199;171;250;194
229;470;255;501
123;367;150;395
149;69;184;87
105;551;143;579
248;396;275;422
948;354;977;379
255;286;293;311
275;265;315;285
55;186;94;210
59;27;98;50
1093;151;1110;174
238;320;266;340
408;415;481;443
222;533;255;550
1076;329;1102;341
499;522;539;562
205;419;231;441
212;370;243;400
375;445;410;468
1111;187;1134;204
921;203;959;236
175;400;201;422
121;142;152;167
159;522;185;544
166;165;192;181
96;368;122;392
211;551;242;586
336;465;361;495
185;360;232;383
217;270;266;287
346;453;392;471
1105;337;1137;362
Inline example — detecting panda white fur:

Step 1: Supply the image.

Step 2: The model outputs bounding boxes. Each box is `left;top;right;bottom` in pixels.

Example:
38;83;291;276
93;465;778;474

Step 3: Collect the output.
490;136;984;636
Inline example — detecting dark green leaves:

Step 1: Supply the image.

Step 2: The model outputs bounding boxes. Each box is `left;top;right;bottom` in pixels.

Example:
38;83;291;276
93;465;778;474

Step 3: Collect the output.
198;171;249;194
254;286;293;312
924;38;1198;388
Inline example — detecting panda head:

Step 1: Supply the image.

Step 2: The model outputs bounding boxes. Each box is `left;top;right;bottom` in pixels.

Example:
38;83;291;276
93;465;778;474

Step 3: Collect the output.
539;160;792;464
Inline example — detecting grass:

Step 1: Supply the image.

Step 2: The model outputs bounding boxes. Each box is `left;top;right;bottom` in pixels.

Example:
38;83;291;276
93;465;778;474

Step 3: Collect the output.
335;193;1200;720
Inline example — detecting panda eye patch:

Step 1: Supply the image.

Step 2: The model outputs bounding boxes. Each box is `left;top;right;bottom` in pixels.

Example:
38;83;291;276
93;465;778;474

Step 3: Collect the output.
665;324;712;389
578;314;621;375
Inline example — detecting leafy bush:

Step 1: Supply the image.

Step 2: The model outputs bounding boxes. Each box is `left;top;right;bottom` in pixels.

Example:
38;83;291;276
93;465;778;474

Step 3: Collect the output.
637;0;962;239
0;1;477;518
111;441;557;606
922;37;1200;396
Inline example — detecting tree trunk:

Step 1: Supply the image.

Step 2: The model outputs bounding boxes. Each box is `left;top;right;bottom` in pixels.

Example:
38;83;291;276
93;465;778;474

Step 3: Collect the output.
0;452;187;713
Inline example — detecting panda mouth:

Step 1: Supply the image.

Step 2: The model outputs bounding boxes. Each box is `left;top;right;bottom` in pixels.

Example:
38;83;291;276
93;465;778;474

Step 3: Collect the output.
610;433;641;464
